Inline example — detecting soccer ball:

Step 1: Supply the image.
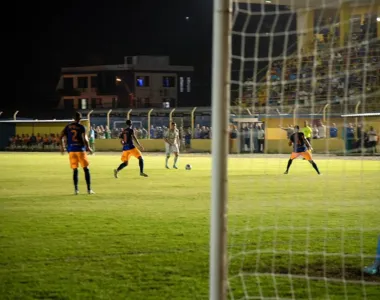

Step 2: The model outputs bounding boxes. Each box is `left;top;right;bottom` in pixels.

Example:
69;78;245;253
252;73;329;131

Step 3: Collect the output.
185;164;192;170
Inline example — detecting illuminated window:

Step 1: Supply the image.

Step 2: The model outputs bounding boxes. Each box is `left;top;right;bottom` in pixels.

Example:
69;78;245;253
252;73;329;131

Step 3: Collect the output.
81;98;88;109
186;77;191;93
136;76;150;87
180;77;184;92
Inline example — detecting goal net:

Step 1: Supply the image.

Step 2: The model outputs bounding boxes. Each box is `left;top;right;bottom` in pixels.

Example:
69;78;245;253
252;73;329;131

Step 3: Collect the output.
222;0;380;299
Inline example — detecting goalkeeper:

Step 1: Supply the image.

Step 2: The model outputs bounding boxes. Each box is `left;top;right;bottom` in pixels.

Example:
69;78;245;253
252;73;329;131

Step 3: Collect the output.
284;126;321;175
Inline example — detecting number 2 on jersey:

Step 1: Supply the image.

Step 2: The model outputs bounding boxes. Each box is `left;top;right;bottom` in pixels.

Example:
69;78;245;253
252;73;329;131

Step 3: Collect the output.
71;130;78;142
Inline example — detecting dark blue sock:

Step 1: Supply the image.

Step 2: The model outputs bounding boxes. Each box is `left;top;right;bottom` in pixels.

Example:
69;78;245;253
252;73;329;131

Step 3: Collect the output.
73;169;78;189
286;159;293;172
139;158;144;173
83;167;91;190
311;161;320;174
117;162;128;171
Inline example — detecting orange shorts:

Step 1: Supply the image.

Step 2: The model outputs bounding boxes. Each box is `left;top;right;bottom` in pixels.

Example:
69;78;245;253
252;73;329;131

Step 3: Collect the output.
290;150;312;161
121;148;142;162
69;152;89;169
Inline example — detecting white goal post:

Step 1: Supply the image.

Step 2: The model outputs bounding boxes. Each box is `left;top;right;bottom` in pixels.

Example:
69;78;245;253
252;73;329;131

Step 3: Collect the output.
210;0;232;300
210;0;380;299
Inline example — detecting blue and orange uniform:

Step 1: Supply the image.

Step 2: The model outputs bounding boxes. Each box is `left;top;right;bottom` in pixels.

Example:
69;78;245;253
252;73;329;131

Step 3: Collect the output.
61;115;94;194
289;132;312;161
120;128;142;162
284;126;320;175
114;121;148;178
64;122;89;169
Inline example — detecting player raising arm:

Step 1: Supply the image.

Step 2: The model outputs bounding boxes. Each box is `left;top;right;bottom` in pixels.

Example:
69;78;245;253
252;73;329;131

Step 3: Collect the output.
60;112;94;194
114;120;148;178
284;125;321;175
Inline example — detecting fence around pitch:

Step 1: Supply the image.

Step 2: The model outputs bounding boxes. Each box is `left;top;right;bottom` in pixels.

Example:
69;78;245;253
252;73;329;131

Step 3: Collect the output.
76;101;379;131
1;101;379;143
78;107;212;139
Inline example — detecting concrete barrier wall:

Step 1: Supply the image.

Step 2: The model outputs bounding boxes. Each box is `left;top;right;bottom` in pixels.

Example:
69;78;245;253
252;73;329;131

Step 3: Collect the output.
95;138;350;154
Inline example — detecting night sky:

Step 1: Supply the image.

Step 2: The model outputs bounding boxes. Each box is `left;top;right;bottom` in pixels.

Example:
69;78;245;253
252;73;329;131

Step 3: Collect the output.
4;1;294;111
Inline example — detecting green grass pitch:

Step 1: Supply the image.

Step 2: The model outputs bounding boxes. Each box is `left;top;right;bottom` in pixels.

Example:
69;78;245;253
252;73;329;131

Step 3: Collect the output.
0;152;379;299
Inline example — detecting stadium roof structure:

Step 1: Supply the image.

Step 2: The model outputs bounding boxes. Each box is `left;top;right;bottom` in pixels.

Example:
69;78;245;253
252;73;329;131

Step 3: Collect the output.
242;0;379;9
0;119;88;123
341;112;380;117
77;107;214;115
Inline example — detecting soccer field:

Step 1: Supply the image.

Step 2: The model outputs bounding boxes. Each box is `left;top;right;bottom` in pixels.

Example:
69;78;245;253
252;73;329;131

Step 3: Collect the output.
0;152;379;299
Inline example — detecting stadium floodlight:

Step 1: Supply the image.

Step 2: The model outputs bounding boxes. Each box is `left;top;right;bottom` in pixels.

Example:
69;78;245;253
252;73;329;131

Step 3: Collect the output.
211;0;380;299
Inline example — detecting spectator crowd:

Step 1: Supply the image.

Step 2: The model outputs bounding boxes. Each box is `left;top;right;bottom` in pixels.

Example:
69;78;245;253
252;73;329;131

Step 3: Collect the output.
229;123;266;153
86;123;212;140
242;16;380;108
7;133;62;151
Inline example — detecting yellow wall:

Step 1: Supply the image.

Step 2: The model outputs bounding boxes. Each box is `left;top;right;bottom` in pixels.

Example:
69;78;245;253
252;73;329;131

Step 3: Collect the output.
16;123;67;136
339;4;380;46
297;10;314;52
340;2;351;47
266;128;288;140
15;120;90;136
262;117;349;129
299;3;372;48
351;5;379;23
262;117;380;140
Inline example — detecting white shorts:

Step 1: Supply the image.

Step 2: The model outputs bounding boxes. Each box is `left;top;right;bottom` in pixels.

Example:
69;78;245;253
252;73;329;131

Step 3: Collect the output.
165;143;179;155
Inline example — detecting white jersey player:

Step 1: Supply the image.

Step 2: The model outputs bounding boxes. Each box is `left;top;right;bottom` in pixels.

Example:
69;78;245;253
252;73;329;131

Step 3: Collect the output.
164;122;180;169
